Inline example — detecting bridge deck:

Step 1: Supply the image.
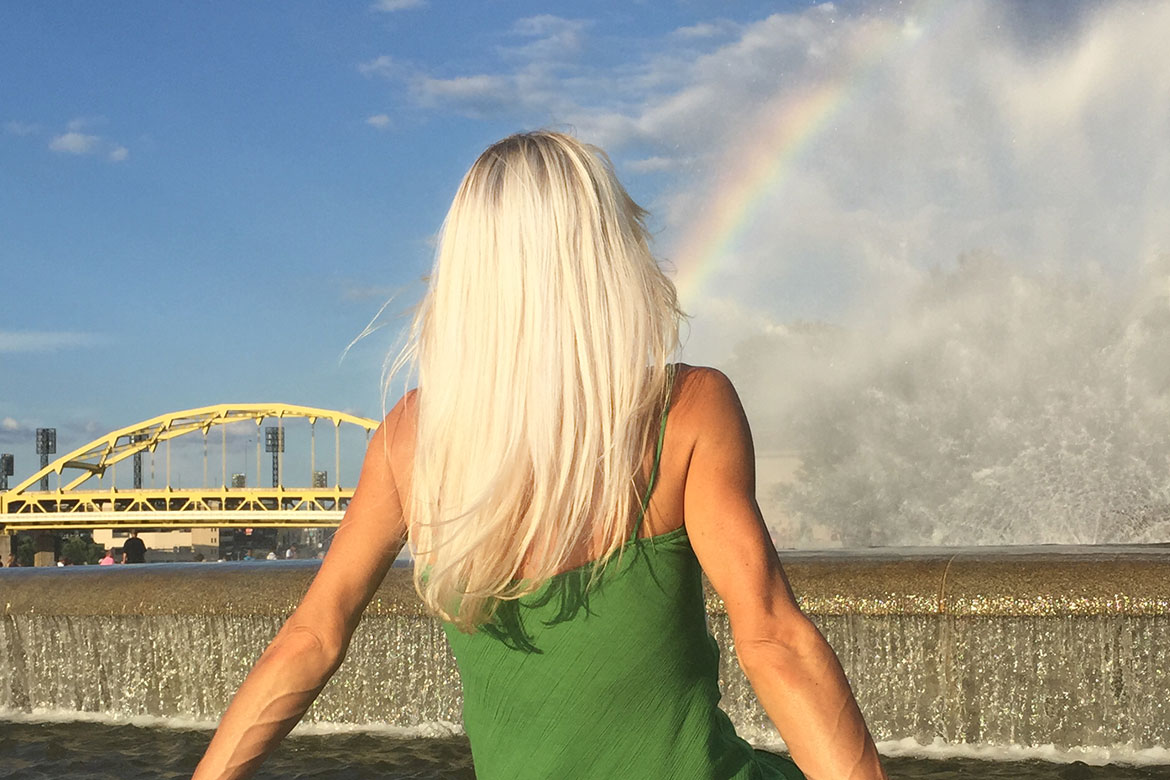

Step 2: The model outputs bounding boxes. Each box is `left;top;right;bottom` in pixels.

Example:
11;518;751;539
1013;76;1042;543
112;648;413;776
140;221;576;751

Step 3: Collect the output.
0;488;352;531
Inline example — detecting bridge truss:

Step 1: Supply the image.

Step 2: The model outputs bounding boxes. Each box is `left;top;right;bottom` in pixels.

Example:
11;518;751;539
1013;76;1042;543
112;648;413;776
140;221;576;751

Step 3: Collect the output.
0;404;379;532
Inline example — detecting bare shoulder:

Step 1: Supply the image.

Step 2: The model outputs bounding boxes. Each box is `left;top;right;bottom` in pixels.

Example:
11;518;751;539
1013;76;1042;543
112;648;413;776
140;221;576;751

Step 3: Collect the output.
383;388;419;428
673;364;739;405
380;389;418;485
670;364;750;445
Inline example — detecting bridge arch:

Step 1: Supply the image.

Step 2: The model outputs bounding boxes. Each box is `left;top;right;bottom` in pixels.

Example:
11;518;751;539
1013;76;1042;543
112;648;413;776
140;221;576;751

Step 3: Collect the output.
0;404;380;530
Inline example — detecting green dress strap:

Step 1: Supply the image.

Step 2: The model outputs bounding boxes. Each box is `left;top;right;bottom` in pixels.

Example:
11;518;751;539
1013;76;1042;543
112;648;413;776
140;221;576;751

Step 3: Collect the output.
443;368;804;779
629;375;673;543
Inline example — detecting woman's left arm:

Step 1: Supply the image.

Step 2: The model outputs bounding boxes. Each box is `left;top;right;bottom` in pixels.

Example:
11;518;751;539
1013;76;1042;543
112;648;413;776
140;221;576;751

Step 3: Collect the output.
192;404;411;780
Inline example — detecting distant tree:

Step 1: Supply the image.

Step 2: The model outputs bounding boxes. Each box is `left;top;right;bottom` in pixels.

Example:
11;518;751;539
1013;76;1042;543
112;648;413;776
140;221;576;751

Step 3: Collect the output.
61;534;103;565
16;535;35;566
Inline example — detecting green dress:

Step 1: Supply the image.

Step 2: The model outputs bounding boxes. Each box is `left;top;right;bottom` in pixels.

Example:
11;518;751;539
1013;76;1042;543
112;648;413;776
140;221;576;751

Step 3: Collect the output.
443;407;804;779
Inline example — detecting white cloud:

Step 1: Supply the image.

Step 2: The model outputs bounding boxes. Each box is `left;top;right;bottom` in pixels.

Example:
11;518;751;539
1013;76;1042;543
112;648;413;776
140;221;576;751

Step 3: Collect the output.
0;415;112;447
4;121;38;136
358;55;404;79
626;155;680;173
373;1;1170;329
43;118;129;161
505;15;590;60
414;73;514;105
671;20;740;40
0;416;33;445
49;131;100;155
360;16;602;123
0;330;102;353
365;113;392;129
371;0;424;11
512;14;578;37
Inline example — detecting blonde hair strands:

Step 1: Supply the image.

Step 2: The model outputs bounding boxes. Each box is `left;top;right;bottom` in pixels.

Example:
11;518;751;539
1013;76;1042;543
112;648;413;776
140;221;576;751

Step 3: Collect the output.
388;131;682;630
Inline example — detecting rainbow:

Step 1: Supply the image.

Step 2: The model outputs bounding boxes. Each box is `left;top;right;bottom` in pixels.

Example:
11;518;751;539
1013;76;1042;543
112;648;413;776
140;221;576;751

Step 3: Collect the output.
670;2;946;306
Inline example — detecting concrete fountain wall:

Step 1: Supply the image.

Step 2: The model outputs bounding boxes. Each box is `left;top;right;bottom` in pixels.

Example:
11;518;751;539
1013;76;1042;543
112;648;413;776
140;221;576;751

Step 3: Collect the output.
2;547;1168;752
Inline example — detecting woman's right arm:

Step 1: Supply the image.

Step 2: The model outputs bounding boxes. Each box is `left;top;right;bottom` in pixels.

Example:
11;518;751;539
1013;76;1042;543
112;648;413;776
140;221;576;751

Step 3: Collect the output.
681;368;887;780
192;395;414;779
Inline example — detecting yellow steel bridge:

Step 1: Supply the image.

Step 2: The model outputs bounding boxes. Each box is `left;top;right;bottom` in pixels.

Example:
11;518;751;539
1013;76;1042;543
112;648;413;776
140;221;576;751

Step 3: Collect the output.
0;404;379;533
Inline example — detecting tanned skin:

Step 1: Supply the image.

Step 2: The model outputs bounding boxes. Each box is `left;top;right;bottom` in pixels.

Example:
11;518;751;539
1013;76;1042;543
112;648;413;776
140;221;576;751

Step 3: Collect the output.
193;374;887;780
675;367;887;780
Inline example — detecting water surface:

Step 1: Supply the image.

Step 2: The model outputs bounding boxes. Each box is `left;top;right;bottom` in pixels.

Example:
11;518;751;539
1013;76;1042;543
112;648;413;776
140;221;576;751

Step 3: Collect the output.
2;720;1168;780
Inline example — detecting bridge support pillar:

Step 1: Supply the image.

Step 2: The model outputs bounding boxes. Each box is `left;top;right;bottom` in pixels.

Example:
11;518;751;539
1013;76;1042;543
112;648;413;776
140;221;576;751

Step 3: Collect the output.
0;533;11;565
33;532;56;567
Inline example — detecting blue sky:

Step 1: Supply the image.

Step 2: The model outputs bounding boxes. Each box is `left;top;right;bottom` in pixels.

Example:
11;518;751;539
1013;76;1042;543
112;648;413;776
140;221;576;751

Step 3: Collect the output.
0;0;803;479
3;0;1168;491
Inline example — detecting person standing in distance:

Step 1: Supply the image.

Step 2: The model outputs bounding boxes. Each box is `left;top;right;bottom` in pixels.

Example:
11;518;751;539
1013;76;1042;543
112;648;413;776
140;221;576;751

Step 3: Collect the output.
121;530;147;564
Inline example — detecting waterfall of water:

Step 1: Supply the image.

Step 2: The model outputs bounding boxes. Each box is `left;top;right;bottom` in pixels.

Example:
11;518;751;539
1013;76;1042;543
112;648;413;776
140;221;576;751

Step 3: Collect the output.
731;256;1170;548
2;554;1167;755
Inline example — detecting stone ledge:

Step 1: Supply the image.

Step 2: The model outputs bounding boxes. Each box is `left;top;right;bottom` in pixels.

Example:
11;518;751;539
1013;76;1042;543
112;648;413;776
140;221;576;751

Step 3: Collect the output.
4;545;1168;618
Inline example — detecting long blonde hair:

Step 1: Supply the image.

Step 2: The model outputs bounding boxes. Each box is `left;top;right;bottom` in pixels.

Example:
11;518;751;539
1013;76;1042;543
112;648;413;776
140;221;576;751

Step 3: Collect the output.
392;131;681;630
